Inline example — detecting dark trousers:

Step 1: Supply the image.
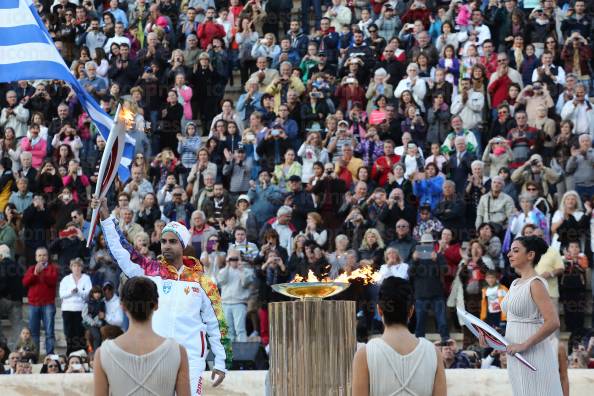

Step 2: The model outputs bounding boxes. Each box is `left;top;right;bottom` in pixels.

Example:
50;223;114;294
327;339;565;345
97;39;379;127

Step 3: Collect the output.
62;310;85;356
239;60;257;86
301;0;322;33
415;297;450;342
562;290;587;334
485;312;502;330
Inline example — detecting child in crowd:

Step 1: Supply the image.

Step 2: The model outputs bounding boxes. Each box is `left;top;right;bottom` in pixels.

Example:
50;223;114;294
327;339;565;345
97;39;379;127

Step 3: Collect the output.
480;270;508;330
15;327;38;363
82;285;106;351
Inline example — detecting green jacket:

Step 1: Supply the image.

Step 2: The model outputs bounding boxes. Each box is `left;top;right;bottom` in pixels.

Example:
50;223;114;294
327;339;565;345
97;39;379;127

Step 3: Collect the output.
0;223;17;258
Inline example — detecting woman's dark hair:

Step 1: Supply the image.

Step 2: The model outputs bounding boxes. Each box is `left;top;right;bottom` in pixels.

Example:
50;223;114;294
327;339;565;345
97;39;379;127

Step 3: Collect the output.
515;236;549;265
40;356;62;374
374;94;388;107
95;47;107;63
100;325;124;341
121;277;159;322
102;11;115;24
0;342;10;359
424;162;438;174
90;285;103;298
378;277;413;326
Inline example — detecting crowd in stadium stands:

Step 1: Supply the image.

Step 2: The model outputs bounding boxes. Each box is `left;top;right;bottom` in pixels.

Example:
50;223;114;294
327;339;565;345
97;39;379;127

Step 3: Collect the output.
2;0;594;374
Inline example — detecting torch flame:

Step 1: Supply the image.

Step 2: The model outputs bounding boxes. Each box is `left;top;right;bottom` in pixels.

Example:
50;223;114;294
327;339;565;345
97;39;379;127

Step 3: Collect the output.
118;105;136;130
290;265;380;285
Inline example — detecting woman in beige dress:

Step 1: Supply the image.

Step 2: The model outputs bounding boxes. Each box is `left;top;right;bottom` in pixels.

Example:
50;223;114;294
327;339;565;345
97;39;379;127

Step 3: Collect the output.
503;236;562;396
352;277;446;396
94;277;190;396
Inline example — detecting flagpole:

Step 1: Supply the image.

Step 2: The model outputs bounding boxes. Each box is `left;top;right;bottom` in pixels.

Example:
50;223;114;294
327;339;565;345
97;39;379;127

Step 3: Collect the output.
87;104;126;247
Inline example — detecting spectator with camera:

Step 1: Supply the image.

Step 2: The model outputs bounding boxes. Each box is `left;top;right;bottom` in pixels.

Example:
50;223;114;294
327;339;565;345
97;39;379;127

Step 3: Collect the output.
59;258;91;356
22;247;58;357
0;91;30;140
409;233;450;344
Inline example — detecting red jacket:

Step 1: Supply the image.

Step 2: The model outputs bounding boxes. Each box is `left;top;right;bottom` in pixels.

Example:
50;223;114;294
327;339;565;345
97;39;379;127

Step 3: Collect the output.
488;73;512;108
372;154;401;186
480;53;498;78
22;264;59;306
197;21;226;50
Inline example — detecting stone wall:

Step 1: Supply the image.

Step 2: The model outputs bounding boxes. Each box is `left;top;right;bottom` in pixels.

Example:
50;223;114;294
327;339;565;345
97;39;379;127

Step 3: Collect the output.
1;370;594;395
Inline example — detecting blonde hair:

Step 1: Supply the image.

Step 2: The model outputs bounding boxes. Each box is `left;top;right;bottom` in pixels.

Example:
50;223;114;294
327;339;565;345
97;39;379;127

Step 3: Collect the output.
307;212;323;226
361;228;385;249
559;190;584;213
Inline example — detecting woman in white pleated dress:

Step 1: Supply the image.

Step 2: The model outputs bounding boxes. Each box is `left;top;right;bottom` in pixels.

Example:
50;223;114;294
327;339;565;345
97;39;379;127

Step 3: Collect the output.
352;276;446;396
503;236;563;396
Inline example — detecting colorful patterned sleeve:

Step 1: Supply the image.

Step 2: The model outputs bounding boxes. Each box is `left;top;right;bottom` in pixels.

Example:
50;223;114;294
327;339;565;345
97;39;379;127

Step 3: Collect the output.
101;216;162;277
198;274;233;370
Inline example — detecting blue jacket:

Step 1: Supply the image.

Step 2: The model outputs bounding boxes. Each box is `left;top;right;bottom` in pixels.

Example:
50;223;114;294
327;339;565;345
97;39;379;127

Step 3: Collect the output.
163;201;195;226
247;185;285;227
236;92;263;122
413;175;445;211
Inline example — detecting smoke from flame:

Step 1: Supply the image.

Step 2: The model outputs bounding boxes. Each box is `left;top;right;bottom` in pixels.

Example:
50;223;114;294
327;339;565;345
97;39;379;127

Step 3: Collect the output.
291;265;380;285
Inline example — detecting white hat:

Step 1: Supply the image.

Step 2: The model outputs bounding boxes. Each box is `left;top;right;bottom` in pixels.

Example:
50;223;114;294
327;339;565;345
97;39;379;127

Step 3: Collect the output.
277;205;293;217
237;194;250;204
374;68;387;78
69;349;88;359
162;221;191;248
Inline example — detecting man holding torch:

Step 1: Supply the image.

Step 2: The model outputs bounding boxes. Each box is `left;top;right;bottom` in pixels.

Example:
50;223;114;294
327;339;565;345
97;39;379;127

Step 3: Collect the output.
91;196;230;395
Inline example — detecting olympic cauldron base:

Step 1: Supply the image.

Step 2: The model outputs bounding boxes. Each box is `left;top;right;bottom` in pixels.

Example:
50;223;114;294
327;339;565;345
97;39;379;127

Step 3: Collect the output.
269;283;356;396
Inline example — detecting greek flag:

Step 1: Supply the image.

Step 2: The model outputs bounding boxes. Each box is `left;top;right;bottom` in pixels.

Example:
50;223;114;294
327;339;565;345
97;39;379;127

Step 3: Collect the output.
0;0;134;181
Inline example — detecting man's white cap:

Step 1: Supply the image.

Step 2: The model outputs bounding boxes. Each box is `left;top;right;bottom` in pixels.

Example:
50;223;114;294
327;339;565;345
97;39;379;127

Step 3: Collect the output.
162;221;191;248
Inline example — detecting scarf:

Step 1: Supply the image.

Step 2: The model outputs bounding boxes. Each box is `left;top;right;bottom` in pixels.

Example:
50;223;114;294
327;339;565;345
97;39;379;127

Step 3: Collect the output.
30;135;42;146
513;47;524;70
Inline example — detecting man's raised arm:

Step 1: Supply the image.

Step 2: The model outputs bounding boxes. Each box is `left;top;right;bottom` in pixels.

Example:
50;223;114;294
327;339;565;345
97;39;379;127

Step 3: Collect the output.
91;197;161;278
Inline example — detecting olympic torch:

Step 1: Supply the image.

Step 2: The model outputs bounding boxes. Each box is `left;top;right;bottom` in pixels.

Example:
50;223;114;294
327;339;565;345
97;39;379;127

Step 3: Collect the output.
86;104;134;247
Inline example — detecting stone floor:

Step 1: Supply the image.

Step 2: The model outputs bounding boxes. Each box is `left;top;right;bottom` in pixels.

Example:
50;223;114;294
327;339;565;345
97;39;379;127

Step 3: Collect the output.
2;370;594;395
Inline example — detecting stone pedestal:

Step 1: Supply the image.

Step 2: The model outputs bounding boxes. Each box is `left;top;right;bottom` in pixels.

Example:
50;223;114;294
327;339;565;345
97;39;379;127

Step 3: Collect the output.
269;300;356;396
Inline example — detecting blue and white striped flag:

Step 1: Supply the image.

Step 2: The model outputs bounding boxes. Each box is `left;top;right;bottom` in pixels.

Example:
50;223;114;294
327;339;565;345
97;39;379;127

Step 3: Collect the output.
0;0;134;181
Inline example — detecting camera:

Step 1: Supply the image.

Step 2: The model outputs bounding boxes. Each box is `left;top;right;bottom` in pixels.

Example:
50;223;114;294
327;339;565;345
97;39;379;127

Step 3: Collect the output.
325;169;333;175
271;129;280;137
531;159;539;166
310;91;323;99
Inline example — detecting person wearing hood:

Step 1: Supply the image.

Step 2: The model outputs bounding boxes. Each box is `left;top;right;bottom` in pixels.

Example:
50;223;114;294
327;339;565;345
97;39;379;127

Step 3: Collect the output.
93;196;229;396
